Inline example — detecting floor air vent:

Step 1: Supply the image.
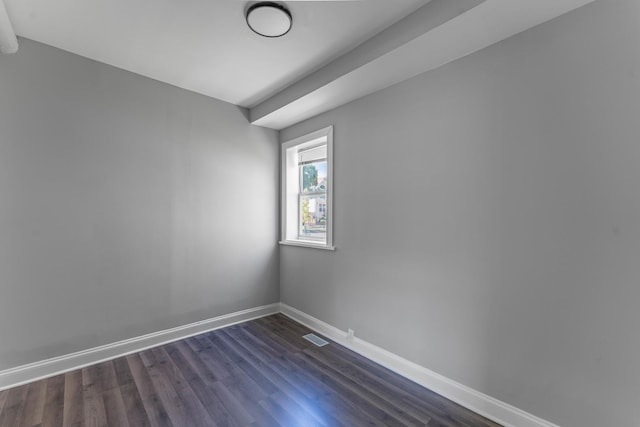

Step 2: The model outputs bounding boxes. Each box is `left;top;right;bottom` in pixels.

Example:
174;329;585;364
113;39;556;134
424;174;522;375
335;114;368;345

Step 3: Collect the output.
303;333;329;347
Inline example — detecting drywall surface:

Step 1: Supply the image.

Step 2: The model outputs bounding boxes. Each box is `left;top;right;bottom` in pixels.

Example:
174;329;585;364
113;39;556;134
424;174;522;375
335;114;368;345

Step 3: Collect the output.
0;39;279;370
280;1;640;425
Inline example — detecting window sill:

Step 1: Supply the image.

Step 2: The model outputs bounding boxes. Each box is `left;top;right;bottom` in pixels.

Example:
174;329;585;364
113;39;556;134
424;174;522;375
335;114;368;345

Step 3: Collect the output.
279;240;336;251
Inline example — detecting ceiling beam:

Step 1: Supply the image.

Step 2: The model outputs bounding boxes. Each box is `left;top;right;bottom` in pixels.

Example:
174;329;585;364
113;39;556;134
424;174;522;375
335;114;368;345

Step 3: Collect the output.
249;0;485;129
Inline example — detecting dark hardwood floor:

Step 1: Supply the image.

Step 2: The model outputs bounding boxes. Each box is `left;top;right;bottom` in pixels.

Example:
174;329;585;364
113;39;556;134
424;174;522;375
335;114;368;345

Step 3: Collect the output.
0;314;501;426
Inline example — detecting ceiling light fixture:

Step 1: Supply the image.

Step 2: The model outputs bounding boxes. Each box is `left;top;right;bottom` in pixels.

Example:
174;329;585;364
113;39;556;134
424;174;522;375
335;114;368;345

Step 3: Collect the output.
246;2;292;38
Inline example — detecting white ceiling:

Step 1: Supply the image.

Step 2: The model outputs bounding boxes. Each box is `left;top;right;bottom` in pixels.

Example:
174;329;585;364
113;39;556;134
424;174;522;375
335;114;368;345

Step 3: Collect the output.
3;0;595;129
4;0;428;108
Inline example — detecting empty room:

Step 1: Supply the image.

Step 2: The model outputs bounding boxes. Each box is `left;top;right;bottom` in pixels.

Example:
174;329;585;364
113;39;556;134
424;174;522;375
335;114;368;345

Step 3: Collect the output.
0;0;637;426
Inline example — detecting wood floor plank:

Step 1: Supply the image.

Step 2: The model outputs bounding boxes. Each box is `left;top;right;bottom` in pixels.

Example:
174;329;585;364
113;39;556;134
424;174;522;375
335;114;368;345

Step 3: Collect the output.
228;324;282;363
138;349;189;427
175;337;254;426
17;380;47;427
112;357;152;427
163;341;240;427
260;318;428;424
247;320;388;426
42;375;65;427
167;340;219;384
62;370;84;427
151;347;217;427
266;314;500;426
301;342;431;420
0;314;502;427
198;333;280;426
0;384;28;427
301;347;427;425
222;326;340;426
264;361;347;426
82;364;108;427
98;362;130;427
217;364;282;427
126;353;172;427
208;381;255;426
290;348;405;426
213;329;280;396
0;390;8;416
260;341;384;426
186;335;234;380
266;391;325;427
258;395;307;427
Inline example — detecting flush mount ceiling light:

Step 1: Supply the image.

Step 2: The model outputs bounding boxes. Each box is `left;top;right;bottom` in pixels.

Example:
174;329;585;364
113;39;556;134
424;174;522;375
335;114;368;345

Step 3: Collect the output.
246;2;292;38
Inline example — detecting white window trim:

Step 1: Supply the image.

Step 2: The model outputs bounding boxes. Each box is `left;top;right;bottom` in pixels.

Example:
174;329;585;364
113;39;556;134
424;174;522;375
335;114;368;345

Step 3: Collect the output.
280;126;335;250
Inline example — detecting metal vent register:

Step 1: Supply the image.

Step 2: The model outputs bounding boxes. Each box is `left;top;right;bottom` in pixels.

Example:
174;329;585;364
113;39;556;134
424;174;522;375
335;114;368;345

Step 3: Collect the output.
303;333;329;347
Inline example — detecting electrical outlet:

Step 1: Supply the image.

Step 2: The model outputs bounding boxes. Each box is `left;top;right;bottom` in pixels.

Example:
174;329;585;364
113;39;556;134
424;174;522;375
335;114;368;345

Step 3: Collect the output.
347;328;355;341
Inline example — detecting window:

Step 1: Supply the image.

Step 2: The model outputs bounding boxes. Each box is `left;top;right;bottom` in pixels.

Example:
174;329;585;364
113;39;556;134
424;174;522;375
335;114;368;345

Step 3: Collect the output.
280;126;334;250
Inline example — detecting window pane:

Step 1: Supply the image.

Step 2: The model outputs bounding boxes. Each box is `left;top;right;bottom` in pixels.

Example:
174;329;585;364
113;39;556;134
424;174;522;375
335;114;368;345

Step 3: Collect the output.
301;160;327;193
299;193;327;240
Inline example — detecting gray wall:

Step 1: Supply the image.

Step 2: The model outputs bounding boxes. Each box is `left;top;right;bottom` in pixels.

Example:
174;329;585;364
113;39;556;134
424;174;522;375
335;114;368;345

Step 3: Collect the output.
280;1;640;426
0;39;279;370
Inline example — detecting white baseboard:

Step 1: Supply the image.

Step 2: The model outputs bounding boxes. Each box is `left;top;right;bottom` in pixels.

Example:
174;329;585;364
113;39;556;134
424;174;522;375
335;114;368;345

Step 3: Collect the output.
0;303;280;391
280;303;560;427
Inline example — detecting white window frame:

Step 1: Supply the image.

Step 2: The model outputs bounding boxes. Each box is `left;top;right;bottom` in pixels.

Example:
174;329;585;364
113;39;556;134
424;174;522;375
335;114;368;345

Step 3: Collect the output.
280;126;334;250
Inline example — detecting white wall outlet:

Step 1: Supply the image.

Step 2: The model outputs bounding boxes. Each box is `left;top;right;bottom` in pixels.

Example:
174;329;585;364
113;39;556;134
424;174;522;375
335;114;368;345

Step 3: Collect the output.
347;328;355;341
